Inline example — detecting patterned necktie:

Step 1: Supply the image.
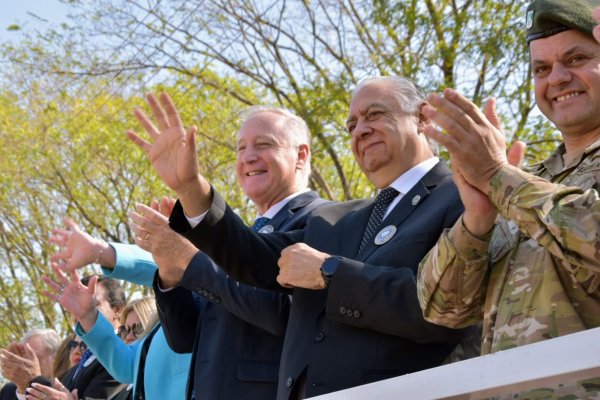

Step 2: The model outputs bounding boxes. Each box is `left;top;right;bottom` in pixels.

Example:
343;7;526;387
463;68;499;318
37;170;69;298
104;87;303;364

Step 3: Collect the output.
72;348;93;381
252;217;271;232
358;187;399;255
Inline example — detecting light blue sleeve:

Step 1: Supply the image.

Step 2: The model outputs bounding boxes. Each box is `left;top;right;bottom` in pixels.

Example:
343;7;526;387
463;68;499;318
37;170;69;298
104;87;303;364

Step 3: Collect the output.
101;243;157;287
76;312;141;384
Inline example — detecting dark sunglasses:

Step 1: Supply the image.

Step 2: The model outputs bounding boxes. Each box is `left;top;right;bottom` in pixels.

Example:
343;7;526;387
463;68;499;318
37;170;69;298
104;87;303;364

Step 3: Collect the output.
118;322;144;339
67;341;87;352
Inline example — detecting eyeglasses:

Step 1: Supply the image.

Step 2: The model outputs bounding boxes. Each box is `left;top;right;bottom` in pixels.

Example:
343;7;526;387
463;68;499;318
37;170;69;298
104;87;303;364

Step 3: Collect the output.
118;322;144;339
67;341;87;352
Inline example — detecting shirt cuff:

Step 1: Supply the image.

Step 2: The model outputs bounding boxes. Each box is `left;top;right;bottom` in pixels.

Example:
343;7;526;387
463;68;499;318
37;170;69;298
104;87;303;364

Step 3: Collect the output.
185;209;209;228
156;279;177;293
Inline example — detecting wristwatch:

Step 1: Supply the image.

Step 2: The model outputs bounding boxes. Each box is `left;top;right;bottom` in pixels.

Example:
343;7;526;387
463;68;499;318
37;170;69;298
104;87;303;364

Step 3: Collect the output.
320;256;342;287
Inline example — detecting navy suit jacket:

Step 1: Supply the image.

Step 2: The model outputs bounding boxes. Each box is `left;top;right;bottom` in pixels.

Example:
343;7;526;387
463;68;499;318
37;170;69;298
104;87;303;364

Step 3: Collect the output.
62;358;126;399
157;191;327;399
0;382;16;400
170;162;470;399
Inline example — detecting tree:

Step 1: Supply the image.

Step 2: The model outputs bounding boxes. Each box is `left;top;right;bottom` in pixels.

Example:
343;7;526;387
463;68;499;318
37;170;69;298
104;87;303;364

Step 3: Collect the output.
0;0;562;342
0;56;260;342
7;0;559;199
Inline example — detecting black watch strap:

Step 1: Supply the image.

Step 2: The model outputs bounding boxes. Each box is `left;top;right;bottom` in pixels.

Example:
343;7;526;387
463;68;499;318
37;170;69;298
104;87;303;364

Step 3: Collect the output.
320;256;342;287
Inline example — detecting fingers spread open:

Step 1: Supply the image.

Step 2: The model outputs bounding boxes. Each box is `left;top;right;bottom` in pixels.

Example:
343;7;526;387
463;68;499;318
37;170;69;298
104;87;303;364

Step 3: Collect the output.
126;130;152;153
186;125;198;152
86;275;98;294
49;249;70;264
49;228;68;242
147;93;170;132
63;217;78;231
160;92;184;129
134;106;161;138
42;274;62;296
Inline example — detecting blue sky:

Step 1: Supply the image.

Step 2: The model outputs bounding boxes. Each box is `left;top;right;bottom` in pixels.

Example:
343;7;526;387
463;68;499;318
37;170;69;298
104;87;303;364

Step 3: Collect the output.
0;0;69;42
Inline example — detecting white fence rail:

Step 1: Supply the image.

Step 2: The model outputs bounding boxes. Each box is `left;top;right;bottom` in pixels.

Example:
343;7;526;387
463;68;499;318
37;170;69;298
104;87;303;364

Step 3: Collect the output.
310;328;600;399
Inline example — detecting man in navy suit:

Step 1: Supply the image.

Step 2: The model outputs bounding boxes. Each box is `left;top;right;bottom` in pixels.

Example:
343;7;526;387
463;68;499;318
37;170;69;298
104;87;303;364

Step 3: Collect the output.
127;105;326;399
128;77;471;399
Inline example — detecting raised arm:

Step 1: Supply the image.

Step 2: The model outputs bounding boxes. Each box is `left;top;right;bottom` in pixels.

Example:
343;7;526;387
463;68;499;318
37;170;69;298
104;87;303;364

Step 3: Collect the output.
127;92;212;217
50;218;115;272
43;266;99;332
43;267;140;385
50;202;163;287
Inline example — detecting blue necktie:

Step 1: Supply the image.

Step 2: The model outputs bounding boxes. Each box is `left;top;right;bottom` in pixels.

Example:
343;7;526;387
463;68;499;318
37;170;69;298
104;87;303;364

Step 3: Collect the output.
72;349;93;381
252;217;270;232
358;187;399;255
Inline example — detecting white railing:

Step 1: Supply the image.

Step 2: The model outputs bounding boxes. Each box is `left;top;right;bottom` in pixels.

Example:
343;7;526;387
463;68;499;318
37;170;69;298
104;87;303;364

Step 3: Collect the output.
310;328;600;399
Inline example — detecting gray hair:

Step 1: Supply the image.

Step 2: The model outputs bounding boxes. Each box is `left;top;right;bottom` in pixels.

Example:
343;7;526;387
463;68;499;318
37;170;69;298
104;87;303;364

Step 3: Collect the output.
353;76;426;114
22;328;61;357
353;76;438;155
240;106;312;187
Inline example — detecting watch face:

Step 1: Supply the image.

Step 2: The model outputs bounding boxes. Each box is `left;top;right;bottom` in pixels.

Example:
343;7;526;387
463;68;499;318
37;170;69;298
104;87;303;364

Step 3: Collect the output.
321;256;340;275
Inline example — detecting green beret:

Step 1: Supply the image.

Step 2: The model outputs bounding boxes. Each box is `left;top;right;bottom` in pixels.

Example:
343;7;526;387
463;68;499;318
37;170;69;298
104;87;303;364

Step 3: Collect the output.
526;0;600;43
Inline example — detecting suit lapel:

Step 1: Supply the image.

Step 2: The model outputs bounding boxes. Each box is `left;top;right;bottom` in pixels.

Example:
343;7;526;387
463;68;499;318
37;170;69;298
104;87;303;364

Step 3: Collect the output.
357;161;450;260
268;191;319;230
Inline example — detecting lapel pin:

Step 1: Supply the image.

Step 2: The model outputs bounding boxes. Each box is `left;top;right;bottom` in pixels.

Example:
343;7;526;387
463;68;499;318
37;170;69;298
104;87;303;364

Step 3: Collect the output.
411;195;421;206
374;225;397;245
258;225;274;234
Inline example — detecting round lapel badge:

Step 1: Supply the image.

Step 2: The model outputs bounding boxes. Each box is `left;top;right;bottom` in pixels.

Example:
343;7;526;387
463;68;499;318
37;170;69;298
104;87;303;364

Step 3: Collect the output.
374;225;397;245
411;195;421;206
258;225;274;234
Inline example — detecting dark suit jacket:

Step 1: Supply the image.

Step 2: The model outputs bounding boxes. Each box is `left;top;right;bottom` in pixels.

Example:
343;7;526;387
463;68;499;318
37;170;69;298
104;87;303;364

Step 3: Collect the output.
0;382;16;400
62;358;126;399
0;378;53;400
157;191;327;399
170;162;470;399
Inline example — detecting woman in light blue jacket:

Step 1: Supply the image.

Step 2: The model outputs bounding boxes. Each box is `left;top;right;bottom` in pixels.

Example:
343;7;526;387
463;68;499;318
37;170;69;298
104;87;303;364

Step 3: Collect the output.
46;217;191;400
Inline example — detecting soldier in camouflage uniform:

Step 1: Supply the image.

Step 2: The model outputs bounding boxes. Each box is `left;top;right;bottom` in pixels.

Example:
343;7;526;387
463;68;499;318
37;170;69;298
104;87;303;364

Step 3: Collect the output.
417;0;600;398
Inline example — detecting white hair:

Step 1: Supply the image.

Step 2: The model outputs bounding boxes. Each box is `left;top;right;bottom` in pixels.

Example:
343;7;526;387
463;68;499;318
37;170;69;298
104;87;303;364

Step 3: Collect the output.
241;106;312;187
22;328;61;356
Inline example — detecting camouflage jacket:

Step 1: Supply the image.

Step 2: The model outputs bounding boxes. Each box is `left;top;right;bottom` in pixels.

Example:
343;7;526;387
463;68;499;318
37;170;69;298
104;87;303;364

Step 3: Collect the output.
417;140;600;355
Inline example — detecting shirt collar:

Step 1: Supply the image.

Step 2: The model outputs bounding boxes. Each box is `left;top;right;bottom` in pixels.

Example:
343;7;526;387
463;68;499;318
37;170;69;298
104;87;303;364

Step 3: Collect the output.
541;138;600;173
258;188;311;219
386;157;439;195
